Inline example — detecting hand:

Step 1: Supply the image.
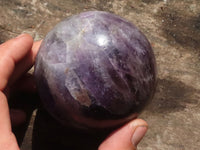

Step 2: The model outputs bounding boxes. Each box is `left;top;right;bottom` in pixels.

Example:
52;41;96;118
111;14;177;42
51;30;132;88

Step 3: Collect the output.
99;119;148;150
0;34;41;150
0;34;148;150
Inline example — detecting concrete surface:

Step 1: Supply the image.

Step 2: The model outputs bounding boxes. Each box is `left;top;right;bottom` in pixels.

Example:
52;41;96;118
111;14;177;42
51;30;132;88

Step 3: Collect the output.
0;0;200;149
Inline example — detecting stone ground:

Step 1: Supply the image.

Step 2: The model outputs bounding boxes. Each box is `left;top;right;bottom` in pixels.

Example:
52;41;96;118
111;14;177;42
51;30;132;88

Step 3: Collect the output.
0;0;200;150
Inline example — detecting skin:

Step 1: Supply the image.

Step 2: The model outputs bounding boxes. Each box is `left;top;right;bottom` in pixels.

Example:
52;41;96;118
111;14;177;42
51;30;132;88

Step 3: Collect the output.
0;34;148;150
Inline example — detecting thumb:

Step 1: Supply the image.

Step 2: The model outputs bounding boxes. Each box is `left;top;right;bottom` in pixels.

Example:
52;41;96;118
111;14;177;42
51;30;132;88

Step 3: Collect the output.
99;119;148;150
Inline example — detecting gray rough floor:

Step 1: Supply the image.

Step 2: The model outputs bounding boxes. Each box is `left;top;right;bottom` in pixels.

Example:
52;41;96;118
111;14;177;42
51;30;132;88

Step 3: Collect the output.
0;0;200;150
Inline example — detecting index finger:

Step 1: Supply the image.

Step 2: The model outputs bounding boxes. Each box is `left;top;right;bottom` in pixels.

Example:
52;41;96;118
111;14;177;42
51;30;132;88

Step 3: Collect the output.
8;40;42;87
0;34;33;90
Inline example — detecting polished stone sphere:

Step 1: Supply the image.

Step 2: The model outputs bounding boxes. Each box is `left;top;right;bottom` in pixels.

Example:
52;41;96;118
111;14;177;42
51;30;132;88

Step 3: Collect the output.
34;11;157;130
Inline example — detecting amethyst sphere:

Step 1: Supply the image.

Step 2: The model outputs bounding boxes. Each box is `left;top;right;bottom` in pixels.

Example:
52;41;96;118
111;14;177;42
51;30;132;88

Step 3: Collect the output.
34;11;156;129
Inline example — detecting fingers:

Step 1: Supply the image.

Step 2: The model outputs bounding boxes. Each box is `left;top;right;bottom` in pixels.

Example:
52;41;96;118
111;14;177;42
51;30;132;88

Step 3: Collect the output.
99;119;148;150
0;34;40;150
0;34;33;90
0;34;42;90
0;34;33;63
8;40;42;87
13;40;42;77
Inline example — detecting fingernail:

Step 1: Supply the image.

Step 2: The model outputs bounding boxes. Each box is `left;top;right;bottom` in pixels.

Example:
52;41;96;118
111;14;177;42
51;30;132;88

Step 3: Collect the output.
131;126;148;147
16;34;26;39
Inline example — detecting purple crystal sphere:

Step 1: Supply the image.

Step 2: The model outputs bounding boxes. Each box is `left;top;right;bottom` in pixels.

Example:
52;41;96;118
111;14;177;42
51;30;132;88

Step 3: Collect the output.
34;11;157;129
